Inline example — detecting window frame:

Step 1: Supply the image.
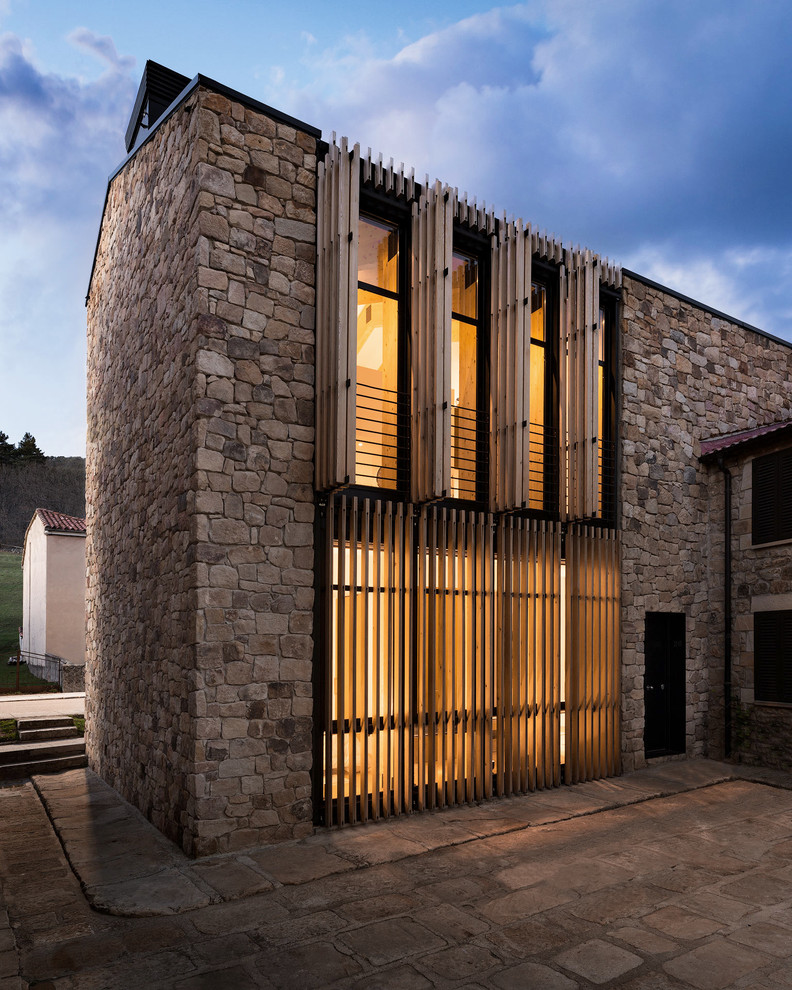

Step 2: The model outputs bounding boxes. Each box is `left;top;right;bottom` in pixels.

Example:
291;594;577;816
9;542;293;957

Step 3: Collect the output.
446;223;491;508
527;258;560;519
752;448;792;546
754;609;792;706
348;187;413;500
598;287;619;526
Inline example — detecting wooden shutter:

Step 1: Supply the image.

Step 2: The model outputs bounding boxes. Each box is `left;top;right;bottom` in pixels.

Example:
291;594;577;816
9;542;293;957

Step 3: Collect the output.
753;449;792;545
490;220;532;511
412;181;453;502
754;609;792;704
565;524;621;783
316;137;360;491
560;250;600;519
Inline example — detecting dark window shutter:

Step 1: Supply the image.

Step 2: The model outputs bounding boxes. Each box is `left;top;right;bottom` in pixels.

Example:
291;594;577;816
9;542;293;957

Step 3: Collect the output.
778;449;792;542
753;448;792;545
753;453;778;544
755;610;792;704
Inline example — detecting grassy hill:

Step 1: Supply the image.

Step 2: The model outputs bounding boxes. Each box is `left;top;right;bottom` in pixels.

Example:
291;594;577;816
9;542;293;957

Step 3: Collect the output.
0;457;85;547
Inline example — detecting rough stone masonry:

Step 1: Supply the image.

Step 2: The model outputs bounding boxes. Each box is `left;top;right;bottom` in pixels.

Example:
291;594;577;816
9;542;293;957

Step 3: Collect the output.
87;83;319;855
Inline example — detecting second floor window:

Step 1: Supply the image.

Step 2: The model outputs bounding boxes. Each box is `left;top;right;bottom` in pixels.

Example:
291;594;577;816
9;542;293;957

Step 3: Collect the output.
356;215;403;490
753;448;792;545
530;283;548;511
451;251;483;500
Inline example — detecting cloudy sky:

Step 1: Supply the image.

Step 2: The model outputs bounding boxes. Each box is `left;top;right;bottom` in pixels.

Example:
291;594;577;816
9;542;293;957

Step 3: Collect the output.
1;0;791;455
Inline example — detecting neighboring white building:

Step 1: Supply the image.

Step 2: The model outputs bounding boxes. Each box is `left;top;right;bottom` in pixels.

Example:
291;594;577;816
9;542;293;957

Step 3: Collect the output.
21;509;86;669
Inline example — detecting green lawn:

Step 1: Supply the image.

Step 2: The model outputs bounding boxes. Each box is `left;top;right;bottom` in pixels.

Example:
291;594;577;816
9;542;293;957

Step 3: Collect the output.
0;551;57;693
0;551;23;659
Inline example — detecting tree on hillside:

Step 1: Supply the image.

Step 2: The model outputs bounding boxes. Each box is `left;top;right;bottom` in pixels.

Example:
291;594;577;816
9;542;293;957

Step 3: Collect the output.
0;432;14;463
14;433;46;463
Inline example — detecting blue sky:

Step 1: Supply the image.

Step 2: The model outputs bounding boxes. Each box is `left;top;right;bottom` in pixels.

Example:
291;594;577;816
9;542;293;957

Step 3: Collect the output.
1;0;791;455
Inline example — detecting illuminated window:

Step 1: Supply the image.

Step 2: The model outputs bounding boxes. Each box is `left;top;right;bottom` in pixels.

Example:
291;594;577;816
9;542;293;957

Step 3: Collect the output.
356;215;403;489
597;294;617;522
451;251;484;500
529;283;547;510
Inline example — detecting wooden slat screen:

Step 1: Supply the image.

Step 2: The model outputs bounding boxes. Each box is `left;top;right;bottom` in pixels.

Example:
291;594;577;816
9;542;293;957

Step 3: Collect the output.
361;148;416;201
412;181;454;502
324;494;414;825
564;524;621;783
323;495;579;825
316;137;360;491
560;250;601;519
490;220;532;511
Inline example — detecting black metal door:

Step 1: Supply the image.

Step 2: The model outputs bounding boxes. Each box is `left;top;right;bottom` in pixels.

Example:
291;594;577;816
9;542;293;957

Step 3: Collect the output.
644;612;686;758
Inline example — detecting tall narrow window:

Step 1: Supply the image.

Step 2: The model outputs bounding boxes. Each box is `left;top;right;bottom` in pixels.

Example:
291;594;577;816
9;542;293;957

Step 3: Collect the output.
356;216;401;489
451;252;481;500
529;283;547;510
598;294;617;522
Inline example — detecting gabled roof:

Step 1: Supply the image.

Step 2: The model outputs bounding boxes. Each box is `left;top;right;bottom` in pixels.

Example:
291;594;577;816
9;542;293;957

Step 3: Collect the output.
699;420;792;462
35;509;87;534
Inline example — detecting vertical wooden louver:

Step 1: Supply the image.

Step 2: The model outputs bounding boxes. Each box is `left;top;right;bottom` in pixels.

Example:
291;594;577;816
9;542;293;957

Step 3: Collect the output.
564;525;620;783
323;494;574;825
559;250;601;519
316;137;360;491
412;181;454;503
490;220;532;511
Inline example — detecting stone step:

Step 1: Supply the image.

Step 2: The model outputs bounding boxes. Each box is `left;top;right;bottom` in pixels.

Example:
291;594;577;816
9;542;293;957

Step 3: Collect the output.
0;753;87;781
18;726;80;742
16;716;76;733
0;738;86;767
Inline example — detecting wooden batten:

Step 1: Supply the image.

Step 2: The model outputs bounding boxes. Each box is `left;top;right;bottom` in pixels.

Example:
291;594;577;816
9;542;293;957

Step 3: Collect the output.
564;525;620;785
559;248;601;519
490;219;532;510
316;137;360;491
361;148;416;201
324;497;582;825
412;181;453;502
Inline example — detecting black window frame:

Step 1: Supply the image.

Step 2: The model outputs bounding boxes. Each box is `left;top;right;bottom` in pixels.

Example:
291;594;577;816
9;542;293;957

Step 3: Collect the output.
754;609;792;705
348;186;413;501
598;287;619;526
445;223;491;509
752;448;792;546
527;258;560;519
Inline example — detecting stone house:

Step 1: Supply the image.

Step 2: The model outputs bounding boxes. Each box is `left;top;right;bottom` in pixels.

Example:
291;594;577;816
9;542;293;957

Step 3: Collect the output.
85;61;792;856
20;508;87;689
699;422;792;769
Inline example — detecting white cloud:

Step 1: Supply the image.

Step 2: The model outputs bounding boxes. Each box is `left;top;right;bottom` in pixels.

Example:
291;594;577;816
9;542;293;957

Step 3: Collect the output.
260;0;792;340
66;27;135;73
0;31;136;455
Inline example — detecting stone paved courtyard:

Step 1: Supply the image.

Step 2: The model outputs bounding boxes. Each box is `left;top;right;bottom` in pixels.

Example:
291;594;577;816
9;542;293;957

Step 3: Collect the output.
2;763;792;988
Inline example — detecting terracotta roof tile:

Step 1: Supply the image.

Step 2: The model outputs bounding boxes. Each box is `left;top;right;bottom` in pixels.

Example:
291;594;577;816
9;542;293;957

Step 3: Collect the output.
699;420;792;460
36;508;87;534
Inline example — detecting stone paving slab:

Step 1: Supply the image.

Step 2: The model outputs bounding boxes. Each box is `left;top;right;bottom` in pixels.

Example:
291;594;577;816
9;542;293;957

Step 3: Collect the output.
4;772;792;987
30;758;764;919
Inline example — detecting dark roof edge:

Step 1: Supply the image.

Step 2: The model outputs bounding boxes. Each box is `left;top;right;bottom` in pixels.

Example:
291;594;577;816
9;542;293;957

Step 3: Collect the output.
622;268;792;351
699;422;792;463
86;74;321;303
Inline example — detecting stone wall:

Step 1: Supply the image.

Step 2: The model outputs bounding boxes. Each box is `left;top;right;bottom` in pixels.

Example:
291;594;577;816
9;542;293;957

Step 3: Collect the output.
87;84;317;855
730;435;792;769
87;99;201;849
619;275;792;771
187;90;317;854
